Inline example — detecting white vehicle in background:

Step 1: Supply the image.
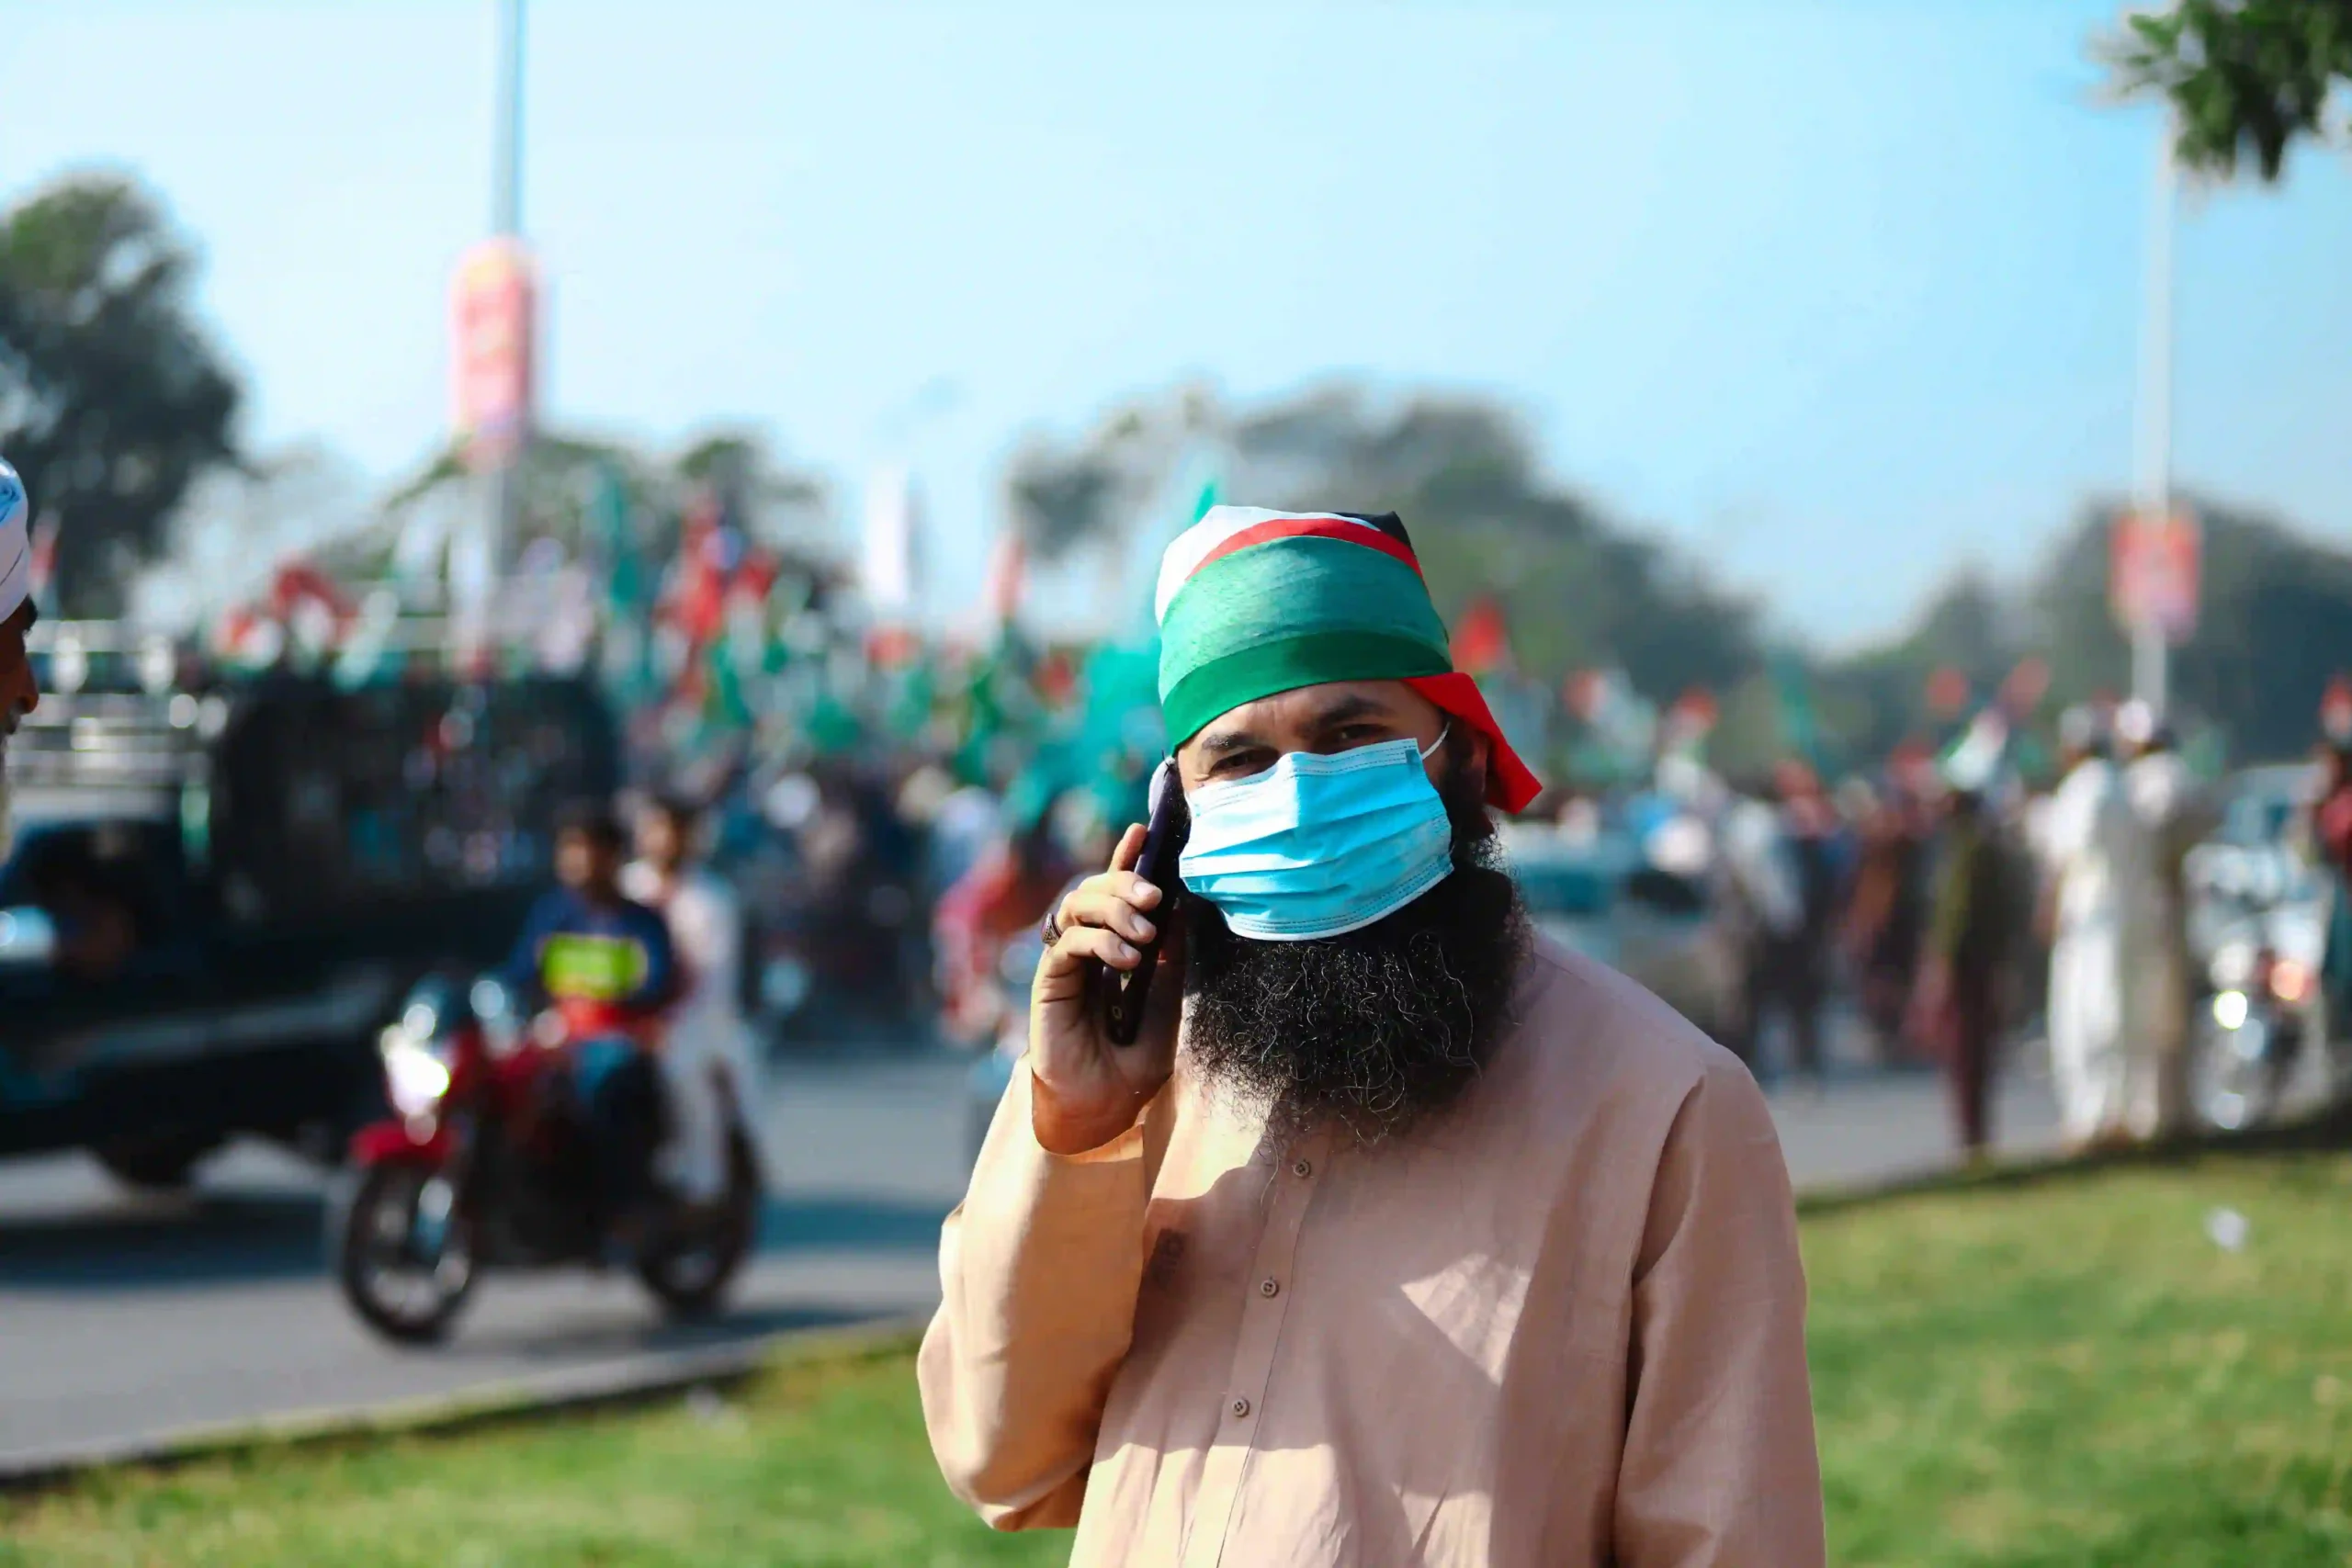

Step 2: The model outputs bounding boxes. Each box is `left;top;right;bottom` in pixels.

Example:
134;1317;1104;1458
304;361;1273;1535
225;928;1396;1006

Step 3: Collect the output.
1500;822;1741;1042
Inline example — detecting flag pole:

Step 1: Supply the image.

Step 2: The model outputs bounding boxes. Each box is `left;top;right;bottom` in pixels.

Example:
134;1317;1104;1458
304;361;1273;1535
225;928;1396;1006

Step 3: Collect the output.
2132;112;2177;718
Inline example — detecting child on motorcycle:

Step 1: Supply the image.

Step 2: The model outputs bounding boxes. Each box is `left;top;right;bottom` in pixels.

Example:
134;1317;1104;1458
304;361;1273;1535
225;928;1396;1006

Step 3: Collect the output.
503;801;679;1254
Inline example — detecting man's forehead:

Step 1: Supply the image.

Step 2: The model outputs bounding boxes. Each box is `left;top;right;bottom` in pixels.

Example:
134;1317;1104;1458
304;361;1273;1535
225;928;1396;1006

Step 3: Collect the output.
1192;681;1433;744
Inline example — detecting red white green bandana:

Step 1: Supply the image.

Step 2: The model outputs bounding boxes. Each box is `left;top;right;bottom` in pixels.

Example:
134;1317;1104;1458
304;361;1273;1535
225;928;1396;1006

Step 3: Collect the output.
1154;507;1543;813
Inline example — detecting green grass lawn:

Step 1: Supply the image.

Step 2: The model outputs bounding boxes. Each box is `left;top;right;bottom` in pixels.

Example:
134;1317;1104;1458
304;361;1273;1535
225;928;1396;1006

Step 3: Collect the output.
7;1153;2352;1567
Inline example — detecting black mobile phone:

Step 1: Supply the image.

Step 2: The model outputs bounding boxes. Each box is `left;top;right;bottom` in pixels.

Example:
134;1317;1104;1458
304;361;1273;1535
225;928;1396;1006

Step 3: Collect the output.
1102;760;1187;1046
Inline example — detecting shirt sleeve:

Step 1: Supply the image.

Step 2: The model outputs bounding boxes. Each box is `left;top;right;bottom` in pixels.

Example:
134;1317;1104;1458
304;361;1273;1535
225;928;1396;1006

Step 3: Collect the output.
918;1064;1164;1530
1613;1052;1826;1568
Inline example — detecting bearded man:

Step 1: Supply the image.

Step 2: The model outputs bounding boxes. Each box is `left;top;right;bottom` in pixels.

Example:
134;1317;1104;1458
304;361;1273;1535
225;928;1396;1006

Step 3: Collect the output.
1;459;44;846
920;509;1823;1568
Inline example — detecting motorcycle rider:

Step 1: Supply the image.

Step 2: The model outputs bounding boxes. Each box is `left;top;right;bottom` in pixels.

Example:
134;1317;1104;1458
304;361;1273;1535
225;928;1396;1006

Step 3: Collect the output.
622;794;757;1210
503;801;679;1251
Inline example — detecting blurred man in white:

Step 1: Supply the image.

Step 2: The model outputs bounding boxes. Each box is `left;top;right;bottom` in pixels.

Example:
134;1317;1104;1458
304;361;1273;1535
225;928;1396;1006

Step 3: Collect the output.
2037;705;2154;1151
0;458;44;848
2115;700;2217;1138
623;795;758;1204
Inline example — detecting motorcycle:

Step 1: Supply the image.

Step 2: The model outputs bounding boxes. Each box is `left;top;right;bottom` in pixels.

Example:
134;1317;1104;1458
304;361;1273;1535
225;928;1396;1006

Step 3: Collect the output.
2191;900;2322;1133
332;974;763;1345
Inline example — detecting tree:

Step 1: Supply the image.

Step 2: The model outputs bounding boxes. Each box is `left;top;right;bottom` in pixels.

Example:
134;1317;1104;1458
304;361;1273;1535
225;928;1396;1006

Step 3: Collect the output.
1811;572;2024;764
356;427;834;585
1002;382;1765;711
130;441;370;629
0;175;242;615
2105;1;2352;179
2026;498;2352;760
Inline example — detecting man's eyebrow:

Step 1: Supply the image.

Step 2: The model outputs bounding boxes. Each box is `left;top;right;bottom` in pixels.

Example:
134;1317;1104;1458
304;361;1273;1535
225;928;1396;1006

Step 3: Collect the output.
1195;728;1267;757
1305;694;1390;729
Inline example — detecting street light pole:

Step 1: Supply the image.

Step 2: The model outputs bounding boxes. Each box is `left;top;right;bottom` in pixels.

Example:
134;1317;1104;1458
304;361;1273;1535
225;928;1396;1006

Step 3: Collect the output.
494;0;526;239
482;0;528;594
2132;113;2177;718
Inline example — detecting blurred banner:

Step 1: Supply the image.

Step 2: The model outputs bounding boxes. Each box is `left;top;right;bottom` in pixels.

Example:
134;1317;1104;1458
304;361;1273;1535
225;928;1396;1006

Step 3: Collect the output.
450;238;537;473
2110;505;2200;644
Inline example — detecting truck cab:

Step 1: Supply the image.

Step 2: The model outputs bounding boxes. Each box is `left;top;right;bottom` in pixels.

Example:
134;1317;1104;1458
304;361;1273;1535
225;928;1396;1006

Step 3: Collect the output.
0;624;618;1190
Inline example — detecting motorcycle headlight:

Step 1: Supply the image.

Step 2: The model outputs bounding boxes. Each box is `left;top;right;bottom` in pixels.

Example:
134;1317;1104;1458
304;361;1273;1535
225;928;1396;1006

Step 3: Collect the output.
379;1025;454;1118
2212;990;2250;1032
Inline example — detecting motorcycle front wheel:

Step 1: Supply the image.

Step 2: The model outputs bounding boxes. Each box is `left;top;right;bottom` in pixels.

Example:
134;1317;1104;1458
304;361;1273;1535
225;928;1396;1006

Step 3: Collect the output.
637;1130;763;1320
334;1164;477;1346
2191;1012;2281;1134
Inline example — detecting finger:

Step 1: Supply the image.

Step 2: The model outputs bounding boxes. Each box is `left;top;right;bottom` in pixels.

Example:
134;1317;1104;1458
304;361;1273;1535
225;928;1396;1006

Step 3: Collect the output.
1059;885;1159;944
1063;866;1164;919
1108;822;1147;874
1111;869;1164;909
1037;924;1143;989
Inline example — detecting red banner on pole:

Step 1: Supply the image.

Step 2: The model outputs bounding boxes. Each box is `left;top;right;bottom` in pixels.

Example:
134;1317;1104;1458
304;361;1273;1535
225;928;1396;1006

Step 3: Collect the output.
2110;507;2199;644
451;238;537;471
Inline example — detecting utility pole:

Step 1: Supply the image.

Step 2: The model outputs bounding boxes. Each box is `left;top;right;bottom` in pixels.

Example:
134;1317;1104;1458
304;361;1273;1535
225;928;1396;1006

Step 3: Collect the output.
482;0;528;588
2131;114;2177;718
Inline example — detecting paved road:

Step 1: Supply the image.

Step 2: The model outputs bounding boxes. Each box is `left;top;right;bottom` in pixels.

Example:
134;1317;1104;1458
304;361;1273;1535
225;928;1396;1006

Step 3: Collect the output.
0;1045;2056;1471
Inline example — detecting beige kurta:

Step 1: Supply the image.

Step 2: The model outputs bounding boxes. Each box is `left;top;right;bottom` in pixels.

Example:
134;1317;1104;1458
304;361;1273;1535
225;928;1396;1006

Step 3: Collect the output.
919;937;1825;1567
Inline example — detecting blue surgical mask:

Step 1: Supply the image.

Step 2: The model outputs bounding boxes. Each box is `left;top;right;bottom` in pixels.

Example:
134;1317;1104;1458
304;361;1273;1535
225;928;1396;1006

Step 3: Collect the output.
1179;728;1453;942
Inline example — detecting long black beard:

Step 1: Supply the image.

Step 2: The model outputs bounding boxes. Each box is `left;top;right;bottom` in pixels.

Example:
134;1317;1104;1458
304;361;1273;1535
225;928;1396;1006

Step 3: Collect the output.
1180;761;1530;1145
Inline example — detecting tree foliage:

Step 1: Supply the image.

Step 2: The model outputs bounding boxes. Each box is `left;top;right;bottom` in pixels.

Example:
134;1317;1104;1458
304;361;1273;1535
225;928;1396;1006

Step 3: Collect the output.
351;427;834;584
1003;383;1763;707
0;175;242;614
1008;379;2352;779
2105;0;2352;180
2028;499;2352;759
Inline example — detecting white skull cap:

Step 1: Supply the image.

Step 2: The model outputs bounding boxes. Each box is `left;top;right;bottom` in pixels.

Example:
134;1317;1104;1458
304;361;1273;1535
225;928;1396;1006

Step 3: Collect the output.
2113;697;2157;747
0;457;29;623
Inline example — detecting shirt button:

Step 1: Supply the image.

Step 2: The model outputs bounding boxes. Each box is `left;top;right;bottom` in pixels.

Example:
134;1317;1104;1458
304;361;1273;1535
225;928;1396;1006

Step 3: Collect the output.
1292;1158;1313;1178
1229;1397;1251;1419
1259;1277;1281;1298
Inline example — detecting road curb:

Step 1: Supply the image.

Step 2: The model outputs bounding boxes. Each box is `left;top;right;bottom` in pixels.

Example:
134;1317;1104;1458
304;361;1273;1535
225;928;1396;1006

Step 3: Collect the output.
0;1311;930;1495
12;1106;2345;1494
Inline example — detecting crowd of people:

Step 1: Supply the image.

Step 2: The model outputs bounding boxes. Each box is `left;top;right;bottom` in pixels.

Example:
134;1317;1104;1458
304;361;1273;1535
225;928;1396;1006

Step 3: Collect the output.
1530;694;2308;1160
691;655;2347;1176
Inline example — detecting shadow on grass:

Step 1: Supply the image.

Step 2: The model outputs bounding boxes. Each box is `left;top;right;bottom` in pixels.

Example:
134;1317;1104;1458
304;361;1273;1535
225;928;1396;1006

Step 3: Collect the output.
1797;1099;2352;1218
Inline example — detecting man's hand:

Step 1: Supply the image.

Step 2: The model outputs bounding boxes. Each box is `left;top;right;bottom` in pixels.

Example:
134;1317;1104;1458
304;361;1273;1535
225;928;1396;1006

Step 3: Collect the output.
1028;824;1184;1156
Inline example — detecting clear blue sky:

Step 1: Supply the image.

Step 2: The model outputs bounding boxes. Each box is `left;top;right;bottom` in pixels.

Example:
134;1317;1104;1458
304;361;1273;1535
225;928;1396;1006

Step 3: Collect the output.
7;0;2350;644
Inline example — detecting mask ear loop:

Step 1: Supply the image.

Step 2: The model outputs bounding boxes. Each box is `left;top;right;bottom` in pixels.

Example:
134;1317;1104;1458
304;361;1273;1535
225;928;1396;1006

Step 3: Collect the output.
1419;723;1452;761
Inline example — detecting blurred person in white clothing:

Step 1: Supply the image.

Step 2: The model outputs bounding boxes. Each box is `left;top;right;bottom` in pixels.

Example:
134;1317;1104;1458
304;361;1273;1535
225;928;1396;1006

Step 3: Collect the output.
2036;705;2155;1150
624;795;759;1204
